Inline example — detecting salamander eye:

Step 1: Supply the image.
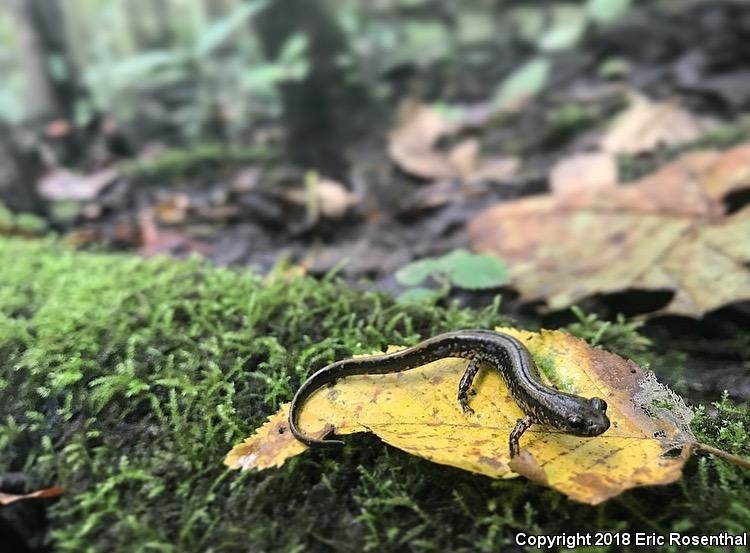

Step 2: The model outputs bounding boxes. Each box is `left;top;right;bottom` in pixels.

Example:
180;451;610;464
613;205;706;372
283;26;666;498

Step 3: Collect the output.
567;416;584;429
591;398;607;412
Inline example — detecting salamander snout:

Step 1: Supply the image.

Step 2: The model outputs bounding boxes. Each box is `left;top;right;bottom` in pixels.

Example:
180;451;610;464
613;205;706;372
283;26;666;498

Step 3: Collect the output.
565;397;611;436
584;397;610;436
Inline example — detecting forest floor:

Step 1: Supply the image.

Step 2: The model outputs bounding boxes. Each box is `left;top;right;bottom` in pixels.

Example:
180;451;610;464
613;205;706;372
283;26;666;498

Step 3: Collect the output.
2;1;750;551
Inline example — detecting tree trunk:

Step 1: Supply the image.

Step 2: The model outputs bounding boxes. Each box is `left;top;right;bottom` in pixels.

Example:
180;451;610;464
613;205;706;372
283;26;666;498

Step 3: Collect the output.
254;0;377;180
8;0;81;122
0;121;46;216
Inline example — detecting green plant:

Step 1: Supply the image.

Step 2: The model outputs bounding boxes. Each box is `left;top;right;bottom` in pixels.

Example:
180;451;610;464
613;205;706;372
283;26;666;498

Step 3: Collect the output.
82;0;308;140
395;249;508;304
565;305;652;364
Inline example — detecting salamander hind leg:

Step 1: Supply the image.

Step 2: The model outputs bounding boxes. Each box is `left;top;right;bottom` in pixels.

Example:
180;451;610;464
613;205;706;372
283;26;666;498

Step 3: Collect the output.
509;415;534;458
457;357;481;415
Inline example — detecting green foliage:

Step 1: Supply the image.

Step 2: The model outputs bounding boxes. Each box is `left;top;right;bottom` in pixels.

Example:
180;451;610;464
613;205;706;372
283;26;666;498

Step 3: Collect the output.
194;0;270;56
0;202;48;235
537;5;587;53
494;57;550;110
81;1;308;140
587;0;632;25
395;249;508;304
0;238;747;552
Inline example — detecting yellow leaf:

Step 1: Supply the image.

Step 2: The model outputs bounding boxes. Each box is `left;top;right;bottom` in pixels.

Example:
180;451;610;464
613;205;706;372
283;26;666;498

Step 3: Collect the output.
225;328;694;505
469;145;750;317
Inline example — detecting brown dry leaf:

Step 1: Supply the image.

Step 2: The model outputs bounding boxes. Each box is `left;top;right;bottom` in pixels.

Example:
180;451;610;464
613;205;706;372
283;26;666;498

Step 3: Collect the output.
469;144;750;316
284;178;356;220
156;193;191;224
138;209;212;258
466;156;520;183
226;328;694;505
0;486;64;506
448;138;481;176
388;102;519;183
601;93;715;155
38;167;119;201
549;152;618;195
388;102;457;180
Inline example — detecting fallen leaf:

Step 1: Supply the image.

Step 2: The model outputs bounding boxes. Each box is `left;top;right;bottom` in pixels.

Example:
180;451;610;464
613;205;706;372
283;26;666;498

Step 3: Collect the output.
38;168;119;201
388;102;519;183
226;328;695;505
156;193;191;224
138;210;212;258
549;151;618;195
601;93;715;154
284;178;356;220
230;167;262;193
388;102;457;180
0;486;64;506
469;144;750;316
448;139;481;177
466;157;520;183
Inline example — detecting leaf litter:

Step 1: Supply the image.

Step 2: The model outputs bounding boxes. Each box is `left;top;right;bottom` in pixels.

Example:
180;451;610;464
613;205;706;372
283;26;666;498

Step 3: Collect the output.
469;144;750;316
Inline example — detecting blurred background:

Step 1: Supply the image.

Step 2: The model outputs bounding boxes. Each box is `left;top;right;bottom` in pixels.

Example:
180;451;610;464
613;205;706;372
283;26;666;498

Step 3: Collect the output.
3;0;750;311
1;0;750;311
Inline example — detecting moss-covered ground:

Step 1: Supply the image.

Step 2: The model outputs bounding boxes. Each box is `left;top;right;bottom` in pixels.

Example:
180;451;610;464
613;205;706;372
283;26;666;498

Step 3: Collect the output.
1;238;748;553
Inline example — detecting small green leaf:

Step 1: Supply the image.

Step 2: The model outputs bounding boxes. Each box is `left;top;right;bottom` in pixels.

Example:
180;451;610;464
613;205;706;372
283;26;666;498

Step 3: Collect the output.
495;58;550;111
194;0;269;56
586;0;631;24
449;254;508;290
396;250;508;291
396;287;438;304
598;58;631;78
537;9;587;52
395;258;441;286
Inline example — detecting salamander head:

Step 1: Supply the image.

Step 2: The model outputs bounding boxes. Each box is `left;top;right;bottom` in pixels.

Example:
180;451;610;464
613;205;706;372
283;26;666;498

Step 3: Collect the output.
564;397;610;436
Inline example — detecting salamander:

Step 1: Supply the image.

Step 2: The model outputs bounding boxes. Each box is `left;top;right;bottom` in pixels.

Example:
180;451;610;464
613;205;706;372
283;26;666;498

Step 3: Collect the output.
288;329;610;457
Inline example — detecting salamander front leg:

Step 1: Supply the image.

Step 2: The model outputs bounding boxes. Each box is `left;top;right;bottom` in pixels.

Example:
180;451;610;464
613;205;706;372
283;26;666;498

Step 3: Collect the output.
509;415;534;458
457;358;481;415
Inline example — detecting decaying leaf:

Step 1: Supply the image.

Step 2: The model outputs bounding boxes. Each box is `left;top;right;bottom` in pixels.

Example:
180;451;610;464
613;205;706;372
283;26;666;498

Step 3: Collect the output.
388;102;519;182
283;177;356;220
469;144;750;316
226;328;695;505
601;93;715;154
549;151;618;195
388;102;456;180
138;209;213;258
156;193;191;224
38;167;119;201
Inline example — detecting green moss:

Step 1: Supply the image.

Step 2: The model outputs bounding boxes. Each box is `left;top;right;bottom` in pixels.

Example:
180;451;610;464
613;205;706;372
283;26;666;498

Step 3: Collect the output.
0;201;48;236
0;238;748;552
566;306;654;366
120;143;276;184
535;354;577;394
